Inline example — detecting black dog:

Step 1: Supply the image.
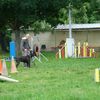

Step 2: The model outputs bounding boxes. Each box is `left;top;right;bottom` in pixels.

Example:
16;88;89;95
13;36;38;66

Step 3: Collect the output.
15;50;35;68
16;55;31;67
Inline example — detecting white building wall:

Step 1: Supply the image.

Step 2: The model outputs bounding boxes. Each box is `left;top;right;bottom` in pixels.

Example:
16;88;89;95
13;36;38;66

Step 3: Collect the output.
20;29;100;51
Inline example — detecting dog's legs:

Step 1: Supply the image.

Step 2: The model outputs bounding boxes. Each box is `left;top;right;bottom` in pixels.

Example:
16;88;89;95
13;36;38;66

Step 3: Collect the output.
24;63;27;67
27;60;30;68
28;62;30;68
29;62;30;68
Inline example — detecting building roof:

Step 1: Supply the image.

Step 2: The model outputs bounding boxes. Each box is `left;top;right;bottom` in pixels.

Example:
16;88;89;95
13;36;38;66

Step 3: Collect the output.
55;23;100;30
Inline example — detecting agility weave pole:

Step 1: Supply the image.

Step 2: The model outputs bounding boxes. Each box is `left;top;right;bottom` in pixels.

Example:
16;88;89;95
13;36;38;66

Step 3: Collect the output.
95;68;100;83
56;42;96;59
0;75;19;82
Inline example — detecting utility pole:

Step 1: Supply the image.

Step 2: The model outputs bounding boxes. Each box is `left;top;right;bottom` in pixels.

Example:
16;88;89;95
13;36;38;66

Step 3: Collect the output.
69;3;72;38
65;3;75;57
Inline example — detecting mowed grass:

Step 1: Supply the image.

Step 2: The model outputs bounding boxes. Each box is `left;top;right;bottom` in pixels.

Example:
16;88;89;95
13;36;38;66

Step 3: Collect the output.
0;52;100;100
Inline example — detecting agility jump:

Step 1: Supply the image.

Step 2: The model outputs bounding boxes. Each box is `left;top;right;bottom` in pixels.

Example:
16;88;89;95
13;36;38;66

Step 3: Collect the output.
56;42;96;59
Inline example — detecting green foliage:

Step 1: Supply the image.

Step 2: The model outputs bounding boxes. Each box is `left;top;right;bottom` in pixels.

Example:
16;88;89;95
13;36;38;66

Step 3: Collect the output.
78;4;89;23
0;0;99;30
31;20;52;34
0;0;68;30
58;8;68;24
58;0;100;24
0;0;38;29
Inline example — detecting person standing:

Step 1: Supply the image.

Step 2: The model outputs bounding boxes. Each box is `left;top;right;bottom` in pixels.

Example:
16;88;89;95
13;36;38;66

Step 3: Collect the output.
21;36;30;56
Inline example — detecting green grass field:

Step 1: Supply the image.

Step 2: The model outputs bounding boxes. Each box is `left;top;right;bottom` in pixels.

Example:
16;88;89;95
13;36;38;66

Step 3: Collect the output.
0;52;100;100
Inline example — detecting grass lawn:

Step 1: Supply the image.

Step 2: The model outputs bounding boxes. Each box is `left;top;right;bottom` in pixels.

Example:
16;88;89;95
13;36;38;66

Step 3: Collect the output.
0;52;100;100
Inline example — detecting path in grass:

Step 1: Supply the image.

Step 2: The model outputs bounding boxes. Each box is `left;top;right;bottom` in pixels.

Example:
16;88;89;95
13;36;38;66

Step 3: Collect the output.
0;52;100;100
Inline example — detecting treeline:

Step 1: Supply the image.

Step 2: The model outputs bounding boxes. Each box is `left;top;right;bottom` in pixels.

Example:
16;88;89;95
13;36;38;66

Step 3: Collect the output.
59;0;100;24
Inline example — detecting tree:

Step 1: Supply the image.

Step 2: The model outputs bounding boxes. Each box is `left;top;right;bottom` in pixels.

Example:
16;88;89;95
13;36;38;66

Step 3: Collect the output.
58;0;100;24
0;2;10;53
31;20;52;34
0;0;68;55
58;8;68;24
0;31;11;53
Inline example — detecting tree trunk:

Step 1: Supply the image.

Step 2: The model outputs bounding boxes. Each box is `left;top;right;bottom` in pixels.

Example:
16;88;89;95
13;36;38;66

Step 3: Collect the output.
14;30;21;56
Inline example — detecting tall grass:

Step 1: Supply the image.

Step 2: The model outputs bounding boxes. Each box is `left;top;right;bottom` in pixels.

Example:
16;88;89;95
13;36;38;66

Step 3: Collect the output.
0;52;100;100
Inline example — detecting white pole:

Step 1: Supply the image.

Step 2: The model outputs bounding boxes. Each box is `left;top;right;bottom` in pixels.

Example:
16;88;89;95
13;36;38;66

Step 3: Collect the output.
59;49;61;59
66;3;75;57
65;43;68;58
0;76;19;82
69;4;72;38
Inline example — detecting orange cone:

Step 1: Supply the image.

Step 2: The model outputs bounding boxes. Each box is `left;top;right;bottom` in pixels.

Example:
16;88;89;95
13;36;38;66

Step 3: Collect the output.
11;56;18;73
2;59;8;76
0;59;2;75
